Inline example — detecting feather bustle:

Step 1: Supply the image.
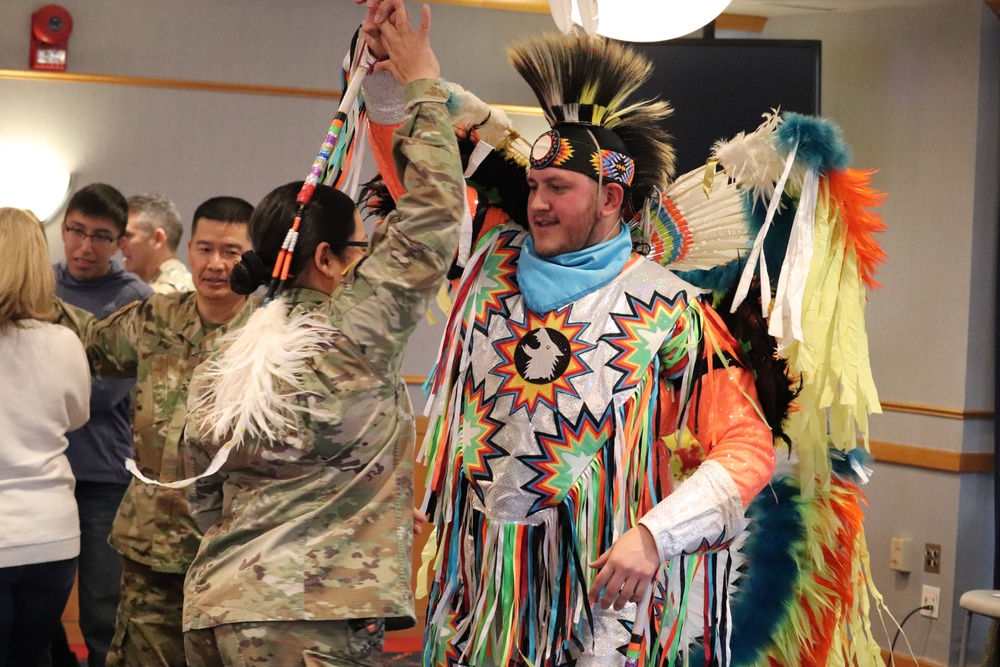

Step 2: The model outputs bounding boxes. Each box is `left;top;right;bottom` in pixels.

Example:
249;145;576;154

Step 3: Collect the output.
713;111;785;207
648;165;752;272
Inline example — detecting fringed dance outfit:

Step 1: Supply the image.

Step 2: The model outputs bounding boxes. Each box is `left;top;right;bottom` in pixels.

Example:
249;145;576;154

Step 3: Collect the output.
416;224;774;666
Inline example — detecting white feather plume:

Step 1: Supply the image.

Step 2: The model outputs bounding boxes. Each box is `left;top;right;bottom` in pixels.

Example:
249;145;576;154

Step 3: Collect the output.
646;164;751;272
578;0;599;36
189;298;335;448
548;0;574;33
712;110;785;207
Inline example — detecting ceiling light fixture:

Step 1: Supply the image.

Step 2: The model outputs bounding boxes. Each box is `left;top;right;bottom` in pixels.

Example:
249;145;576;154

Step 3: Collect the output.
550;0;734;42
0;142;73;223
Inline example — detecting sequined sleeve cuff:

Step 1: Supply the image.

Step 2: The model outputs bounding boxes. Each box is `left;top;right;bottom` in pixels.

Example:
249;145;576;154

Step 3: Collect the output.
637;459;748;561
362;69;407;125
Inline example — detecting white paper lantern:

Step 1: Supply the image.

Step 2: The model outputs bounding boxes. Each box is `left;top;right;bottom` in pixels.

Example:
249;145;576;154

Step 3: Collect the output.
551;0;734;42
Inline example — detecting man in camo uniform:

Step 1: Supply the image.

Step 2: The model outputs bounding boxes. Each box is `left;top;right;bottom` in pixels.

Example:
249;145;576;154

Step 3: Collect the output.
72;196;254;667
179;5;463;665
124;193;196;294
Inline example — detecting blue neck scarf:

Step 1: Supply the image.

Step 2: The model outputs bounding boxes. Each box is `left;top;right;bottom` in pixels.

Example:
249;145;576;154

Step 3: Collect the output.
517;222;632;315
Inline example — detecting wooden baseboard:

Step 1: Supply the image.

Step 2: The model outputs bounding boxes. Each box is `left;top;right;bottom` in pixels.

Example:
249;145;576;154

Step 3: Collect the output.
882;648;944;667
870;439;994;473
879;400;993;420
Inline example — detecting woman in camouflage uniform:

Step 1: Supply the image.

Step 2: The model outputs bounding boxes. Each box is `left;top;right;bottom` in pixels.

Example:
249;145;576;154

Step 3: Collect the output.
181;5;464;666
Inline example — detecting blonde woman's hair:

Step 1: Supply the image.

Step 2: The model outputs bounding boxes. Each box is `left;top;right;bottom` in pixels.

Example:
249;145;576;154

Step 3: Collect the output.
0;207;57;328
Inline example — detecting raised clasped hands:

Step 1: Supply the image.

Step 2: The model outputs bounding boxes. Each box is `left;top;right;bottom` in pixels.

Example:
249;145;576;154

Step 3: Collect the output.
355;0;439;85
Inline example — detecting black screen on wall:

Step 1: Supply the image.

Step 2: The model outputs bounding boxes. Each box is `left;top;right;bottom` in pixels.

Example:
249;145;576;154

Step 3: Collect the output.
627;39;822;176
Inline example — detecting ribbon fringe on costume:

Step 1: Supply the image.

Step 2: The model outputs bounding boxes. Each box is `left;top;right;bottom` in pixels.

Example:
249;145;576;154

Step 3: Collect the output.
418;247;744;665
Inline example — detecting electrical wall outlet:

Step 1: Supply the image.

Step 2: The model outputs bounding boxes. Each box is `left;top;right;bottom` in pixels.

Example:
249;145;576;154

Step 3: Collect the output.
890;536;912;572
920;585;940;618
924;543;941;574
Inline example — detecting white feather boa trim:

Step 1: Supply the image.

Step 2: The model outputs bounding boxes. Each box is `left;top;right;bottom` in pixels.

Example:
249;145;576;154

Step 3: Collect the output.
126;299;335;489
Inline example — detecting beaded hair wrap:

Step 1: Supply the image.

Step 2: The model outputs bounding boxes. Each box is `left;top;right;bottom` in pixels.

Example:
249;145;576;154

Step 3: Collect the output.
264;45;376;303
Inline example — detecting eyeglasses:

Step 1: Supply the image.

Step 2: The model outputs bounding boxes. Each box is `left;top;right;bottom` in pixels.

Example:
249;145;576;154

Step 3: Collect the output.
338;241;368;248
63;224;119;248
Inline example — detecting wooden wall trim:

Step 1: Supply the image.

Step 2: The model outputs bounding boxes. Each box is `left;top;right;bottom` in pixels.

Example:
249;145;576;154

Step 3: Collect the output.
870;440;993;473
715;13;769;32
0;69;542;118
427;0;549;11
880;400;993;420
0;68;343;100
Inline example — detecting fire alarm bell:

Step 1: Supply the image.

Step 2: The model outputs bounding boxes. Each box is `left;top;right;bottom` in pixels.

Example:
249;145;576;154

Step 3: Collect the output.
30;5;73;71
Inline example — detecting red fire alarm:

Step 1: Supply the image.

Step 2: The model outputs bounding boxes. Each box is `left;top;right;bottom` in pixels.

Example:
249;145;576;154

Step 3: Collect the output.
30;5;73;71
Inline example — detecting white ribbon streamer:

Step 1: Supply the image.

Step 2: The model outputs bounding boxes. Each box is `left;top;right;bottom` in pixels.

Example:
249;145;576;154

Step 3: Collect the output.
729;141;799;316
124;431;243;489
768;165;818;348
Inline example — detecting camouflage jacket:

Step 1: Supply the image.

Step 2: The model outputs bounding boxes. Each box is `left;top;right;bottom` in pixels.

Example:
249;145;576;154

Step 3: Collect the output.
150;257;195;294
182;78;463;631
85;290;250;573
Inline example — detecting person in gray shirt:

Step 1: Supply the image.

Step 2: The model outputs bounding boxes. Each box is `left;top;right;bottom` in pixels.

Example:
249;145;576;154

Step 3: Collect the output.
53;183;152;667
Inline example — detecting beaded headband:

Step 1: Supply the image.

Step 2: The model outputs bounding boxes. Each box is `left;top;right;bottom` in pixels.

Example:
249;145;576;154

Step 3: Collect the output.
530;125;635;187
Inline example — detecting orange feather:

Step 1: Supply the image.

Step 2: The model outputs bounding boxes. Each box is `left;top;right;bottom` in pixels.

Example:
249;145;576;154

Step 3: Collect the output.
827;168;888;291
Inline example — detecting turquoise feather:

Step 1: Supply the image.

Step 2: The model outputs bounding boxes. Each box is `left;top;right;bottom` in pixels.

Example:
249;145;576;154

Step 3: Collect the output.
776;112;852;173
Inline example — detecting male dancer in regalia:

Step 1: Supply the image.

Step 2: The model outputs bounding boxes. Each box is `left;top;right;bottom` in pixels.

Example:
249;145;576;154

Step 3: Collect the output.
359;3;777;664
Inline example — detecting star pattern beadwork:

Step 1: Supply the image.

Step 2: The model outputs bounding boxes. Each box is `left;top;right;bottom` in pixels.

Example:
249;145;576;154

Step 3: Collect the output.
461;376;508;501
490;305;594;418
519;405;614;515
600;291;688;393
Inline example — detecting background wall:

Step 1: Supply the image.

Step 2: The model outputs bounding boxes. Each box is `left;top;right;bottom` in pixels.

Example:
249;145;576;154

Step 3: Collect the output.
2;1;998;665
0;0;551;260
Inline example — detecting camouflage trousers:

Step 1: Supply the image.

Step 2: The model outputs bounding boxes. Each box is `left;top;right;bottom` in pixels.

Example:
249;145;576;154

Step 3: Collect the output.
184;618;386;667
106;556;186;667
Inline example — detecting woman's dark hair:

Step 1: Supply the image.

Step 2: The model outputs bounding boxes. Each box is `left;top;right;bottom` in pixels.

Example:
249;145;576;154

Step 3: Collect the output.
230;182;358;295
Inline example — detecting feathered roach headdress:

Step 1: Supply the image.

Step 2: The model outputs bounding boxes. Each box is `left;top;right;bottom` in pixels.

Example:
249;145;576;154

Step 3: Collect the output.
507;32;675;218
